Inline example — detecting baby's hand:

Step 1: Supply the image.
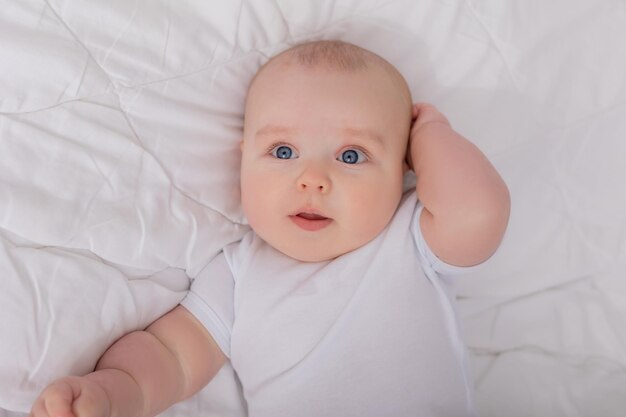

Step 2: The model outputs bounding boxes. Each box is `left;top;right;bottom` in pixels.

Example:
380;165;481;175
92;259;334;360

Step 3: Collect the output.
406;103;452;170
30;376;110;417
410;103;450;133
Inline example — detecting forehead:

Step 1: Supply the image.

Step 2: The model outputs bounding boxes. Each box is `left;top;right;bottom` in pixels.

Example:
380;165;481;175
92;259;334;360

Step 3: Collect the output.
254;123;386;151
244;58;410;137
248;52;409;102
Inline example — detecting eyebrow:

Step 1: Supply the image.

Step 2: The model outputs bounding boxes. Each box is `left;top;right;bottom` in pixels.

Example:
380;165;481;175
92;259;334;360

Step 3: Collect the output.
255;124;298;140
255;124;384;148
341;127;385;148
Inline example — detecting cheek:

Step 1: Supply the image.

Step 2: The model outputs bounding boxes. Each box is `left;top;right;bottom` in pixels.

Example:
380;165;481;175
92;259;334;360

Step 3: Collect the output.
241;168;284;225
345;172;403;234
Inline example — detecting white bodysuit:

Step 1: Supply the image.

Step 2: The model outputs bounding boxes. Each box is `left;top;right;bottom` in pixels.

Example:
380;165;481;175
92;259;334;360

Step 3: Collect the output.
181;190;476;416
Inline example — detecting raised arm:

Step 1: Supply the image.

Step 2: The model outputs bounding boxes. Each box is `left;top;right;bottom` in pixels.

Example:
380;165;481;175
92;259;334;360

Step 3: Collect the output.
407;103;510;267
31;306;226;417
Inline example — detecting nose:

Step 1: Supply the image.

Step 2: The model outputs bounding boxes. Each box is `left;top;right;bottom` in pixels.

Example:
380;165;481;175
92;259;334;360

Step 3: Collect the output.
297;164;331;194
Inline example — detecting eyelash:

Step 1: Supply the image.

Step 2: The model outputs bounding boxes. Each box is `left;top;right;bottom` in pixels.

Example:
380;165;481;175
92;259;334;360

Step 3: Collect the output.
266;143;371;161
266;142;292;155
344;146;371;161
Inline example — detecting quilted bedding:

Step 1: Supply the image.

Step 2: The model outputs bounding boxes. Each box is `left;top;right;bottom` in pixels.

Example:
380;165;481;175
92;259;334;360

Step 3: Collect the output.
2;1;626;416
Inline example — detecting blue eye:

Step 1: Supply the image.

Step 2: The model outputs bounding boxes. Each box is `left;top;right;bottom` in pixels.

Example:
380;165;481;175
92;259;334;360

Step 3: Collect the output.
338;149;367;164
271;145;297;159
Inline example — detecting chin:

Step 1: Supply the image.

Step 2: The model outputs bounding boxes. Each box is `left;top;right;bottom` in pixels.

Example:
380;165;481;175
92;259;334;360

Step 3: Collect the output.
284;247;341;263
282;238;373;262
278;233;381;263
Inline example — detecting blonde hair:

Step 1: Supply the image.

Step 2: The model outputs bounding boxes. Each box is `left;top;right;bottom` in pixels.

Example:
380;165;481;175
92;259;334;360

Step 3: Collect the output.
285;40;372;71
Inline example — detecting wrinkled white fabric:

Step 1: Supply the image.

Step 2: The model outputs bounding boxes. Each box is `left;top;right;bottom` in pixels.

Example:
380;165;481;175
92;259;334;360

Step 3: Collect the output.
1;0;626;416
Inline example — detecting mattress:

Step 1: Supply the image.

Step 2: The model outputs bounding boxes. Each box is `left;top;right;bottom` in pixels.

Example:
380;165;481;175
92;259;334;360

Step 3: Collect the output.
1;0;625;416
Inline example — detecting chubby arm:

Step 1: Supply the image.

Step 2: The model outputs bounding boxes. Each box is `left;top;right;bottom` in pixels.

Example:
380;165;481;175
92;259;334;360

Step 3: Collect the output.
408;103;510;267
31;306;226;417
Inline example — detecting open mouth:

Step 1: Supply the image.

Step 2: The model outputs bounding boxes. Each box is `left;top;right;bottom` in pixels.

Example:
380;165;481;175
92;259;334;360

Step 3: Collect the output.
290;212;333;231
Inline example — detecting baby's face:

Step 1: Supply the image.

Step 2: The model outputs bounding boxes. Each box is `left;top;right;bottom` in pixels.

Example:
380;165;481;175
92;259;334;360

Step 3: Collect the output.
240;58;411;262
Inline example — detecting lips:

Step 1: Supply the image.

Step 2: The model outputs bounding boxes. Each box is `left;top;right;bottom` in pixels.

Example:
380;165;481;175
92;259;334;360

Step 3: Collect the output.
289;210;333;231
297;213;327;220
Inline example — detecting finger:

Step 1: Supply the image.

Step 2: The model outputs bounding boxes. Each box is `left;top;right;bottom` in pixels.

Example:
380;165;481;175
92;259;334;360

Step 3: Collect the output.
413;102;434;115
73;384;110;417
43;381;76;417
30;397;51;417
414;103;451;127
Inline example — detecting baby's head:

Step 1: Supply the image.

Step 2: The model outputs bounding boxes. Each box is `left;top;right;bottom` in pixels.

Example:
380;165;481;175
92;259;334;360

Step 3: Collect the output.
240;40;412;262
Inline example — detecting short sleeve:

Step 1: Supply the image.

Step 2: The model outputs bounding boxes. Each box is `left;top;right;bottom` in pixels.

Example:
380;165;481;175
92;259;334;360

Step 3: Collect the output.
180;251;235;358
412;203;482;280
411;202;477;410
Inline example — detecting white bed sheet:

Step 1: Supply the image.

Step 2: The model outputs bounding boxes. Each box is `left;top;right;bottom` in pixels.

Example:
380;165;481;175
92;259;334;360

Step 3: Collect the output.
1;1;625;416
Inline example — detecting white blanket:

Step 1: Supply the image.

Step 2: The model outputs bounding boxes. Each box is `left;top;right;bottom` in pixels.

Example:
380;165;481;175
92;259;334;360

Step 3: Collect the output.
2;1;625;416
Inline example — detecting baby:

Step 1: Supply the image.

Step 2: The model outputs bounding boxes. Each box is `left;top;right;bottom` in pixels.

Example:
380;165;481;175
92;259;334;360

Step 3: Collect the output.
31;40;510;417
